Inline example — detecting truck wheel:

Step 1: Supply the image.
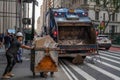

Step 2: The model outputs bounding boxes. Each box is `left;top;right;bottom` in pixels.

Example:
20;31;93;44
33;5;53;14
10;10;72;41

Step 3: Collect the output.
50;72;54;77
40;72;44;77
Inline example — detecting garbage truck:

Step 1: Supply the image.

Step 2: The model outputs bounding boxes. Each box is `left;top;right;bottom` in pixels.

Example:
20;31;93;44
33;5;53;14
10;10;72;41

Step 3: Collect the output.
42;8;98;62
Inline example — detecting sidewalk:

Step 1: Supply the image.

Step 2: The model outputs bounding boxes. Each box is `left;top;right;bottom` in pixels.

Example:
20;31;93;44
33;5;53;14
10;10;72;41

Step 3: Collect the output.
0;48;30;76
0;48;69;80
0;47;5;53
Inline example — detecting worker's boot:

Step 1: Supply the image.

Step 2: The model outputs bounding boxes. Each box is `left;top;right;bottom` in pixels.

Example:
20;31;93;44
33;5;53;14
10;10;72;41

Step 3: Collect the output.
50;72;54;77
40;72;44;77
2;74;11;79
43;72;48;78
7;72;15;77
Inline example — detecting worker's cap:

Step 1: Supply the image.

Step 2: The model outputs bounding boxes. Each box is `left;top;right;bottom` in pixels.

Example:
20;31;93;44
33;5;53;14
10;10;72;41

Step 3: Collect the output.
16;32;23;37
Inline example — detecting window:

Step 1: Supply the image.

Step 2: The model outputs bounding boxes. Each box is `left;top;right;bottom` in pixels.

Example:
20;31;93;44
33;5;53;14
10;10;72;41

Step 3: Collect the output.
72;0;74;4
112;13;115;21
110;14;112;21
115;14;118;21
95;11;99;20
84;0;88;4
115;26;117;33
103;13;105;21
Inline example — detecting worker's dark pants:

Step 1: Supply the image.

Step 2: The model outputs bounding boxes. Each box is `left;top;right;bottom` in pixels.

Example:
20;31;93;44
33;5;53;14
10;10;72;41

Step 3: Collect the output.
3;53;16;76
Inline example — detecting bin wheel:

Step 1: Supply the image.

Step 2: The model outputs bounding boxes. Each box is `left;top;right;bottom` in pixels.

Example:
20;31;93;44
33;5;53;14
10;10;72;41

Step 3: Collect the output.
33;72;35;78
50;72;54;77
40;72;48;78
40;72;44;77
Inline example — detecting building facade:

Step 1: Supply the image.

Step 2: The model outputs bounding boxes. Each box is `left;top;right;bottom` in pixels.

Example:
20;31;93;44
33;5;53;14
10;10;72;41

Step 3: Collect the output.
88;0;120;34
0;0;18;33
36;4;44;34
56;0;88;9
36;16;40;33
39;0;53;33
0;0;28;33
54;0;61;8
53;0;120;35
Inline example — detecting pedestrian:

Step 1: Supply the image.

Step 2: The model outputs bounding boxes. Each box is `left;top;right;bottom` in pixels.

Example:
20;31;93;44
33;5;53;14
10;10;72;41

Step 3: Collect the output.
0;33;4;48
4;33;11;51
10;33;15;44
1;32;33;79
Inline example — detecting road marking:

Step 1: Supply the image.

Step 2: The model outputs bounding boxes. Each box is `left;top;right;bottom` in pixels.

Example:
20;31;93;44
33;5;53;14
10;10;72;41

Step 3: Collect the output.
21;57;30;61
60;60;79;80
100;51;120;57
108;51;120;54
87;56;120;71
98;56;120;64
46;78;55;80
100;53;120;60
85;62;120;80
59;61;73;80
64;60;96;80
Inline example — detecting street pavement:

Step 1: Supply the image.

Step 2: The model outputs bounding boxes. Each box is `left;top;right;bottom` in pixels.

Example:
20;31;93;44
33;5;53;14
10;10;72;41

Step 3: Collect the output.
0;48;69;80
59;47;120;80
0;46;120;80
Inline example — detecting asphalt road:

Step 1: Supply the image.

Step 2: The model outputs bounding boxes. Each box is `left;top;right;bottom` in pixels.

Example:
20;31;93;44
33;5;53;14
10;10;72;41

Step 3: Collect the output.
0;47;120;80
60;50;120;80
0;49;69;80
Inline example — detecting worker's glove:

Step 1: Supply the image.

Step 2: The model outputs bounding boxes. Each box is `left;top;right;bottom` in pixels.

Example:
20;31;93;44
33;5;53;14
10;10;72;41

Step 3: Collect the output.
30;46;34;50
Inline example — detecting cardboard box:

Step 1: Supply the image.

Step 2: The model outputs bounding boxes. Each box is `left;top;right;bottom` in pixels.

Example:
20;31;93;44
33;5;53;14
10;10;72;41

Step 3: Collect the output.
34;35;56;49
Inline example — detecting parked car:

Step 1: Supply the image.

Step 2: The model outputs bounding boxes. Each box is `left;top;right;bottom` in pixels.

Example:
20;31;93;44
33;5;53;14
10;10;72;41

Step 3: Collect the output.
97;35;111;50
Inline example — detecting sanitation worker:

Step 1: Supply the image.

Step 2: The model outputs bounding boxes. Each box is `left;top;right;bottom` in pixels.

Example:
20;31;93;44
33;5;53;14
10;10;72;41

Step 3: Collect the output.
2;32;33;79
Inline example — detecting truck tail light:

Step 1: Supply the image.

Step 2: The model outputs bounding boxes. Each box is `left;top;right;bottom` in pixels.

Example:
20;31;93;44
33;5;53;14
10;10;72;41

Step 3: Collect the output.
82;12;88;16
53;31;57;37
54;12;58;16
96;31;99;36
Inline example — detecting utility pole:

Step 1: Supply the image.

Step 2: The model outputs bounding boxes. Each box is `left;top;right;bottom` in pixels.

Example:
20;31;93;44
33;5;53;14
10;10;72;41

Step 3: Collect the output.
30;1;38;75
16;0;18;32
43;0;47;31
27;3;29;28
31;0;35;40
22;0;38;40
19;0;23;32
3;1;5;33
